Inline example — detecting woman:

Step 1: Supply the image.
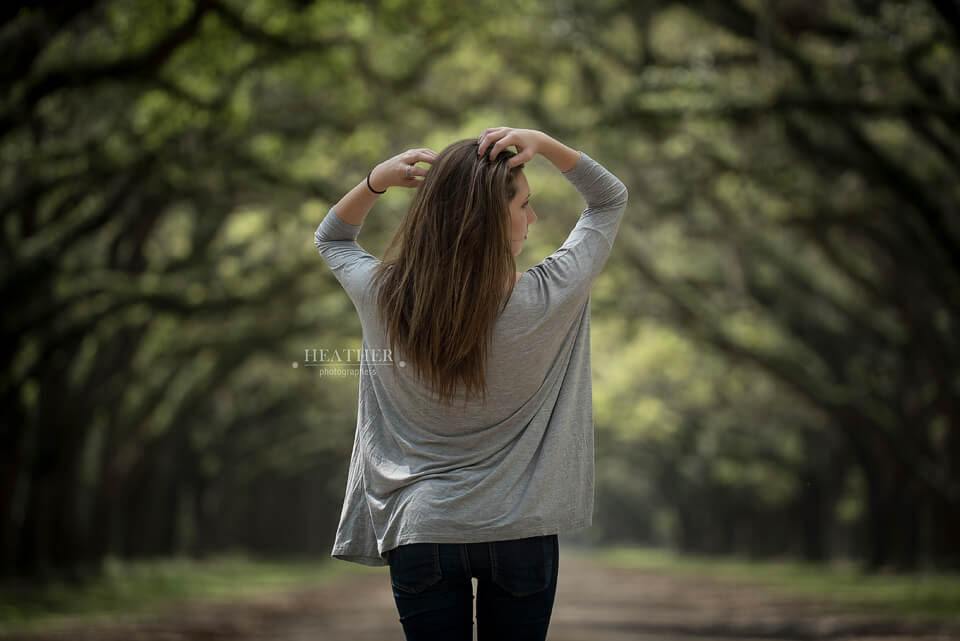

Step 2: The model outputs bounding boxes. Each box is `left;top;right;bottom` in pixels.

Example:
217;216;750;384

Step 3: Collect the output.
313;127;628;640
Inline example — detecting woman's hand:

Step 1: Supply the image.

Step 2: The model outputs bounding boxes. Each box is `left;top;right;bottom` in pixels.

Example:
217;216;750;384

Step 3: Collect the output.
476;127;545;168
369;148;438;192
477;127;579;172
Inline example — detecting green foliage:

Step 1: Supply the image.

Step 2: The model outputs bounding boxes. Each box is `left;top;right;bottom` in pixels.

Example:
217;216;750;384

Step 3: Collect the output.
2;0;958;580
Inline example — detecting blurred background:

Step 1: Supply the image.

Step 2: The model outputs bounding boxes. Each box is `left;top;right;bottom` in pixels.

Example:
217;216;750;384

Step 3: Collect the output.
2;0;960;633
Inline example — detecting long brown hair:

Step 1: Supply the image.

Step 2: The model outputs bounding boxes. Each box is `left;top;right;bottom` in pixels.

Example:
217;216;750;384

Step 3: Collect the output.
371;139;525;406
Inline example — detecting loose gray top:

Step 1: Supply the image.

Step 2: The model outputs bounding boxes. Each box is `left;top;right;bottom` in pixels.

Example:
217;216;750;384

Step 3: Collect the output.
314;151;627;566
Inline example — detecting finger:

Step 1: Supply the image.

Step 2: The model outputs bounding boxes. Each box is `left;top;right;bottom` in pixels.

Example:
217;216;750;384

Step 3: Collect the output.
478;128;508;155
404;148;437;160
407;149;437;164
508;148;533;168
488;133;515;160
408;165;429;178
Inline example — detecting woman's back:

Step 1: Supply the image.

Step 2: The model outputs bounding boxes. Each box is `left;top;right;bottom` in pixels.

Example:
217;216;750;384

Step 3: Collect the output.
314;143;627;566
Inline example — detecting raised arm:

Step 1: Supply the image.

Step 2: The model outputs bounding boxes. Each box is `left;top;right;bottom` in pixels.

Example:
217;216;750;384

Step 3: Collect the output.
325;147;438;230
477;126;627;233
313;147;436;310
478;127;629;295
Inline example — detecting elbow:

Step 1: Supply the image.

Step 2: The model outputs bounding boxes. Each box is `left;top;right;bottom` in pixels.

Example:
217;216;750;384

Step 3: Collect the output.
614;180;629;208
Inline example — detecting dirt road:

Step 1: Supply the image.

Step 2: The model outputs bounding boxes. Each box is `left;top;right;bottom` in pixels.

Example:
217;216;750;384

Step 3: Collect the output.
4;548;958;640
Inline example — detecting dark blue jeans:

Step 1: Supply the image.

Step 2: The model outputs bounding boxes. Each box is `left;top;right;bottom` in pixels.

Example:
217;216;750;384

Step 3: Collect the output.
387;534;559;641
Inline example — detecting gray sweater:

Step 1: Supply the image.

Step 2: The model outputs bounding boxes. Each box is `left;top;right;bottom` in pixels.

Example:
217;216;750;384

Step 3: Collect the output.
314;152;627;566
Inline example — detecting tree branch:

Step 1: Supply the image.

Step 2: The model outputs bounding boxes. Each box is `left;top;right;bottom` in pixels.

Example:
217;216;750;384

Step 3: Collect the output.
1;0;209;140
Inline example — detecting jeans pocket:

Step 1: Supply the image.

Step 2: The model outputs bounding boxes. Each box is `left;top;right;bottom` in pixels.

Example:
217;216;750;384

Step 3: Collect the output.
490;535;554;597
388;542;443;594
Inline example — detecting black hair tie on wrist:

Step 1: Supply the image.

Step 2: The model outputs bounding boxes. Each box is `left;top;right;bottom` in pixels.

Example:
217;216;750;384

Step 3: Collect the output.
366;171;386;194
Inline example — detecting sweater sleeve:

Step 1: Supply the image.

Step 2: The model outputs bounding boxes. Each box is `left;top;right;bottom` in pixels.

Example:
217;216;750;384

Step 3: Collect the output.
528;152;628;295
313;208;380;312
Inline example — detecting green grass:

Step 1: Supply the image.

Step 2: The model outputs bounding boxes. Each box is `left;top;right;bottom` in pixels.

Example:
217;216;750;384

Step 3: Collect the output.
0;554;386;634
573;545;960;621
